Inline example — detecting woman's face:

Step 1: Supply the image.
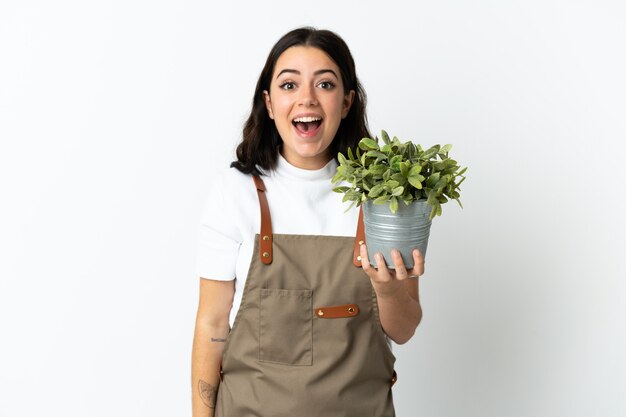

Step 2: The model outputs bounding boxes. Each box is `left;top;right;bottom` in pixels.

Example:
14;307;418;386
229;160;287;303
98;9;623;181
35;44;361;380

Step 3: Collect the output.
264;46;354;170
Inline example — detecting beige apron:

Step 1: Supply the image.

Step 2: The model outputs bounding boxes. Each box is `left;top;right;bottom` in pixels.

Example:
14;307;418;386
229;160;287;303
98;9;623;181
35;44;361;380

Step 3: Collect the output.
215;175;397;417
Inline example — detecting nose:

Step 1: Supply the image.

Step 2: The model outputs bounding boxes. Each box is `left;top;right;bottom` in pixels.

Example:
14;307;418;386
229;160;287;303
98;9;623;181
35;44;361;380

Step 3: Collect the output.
298;84;318;107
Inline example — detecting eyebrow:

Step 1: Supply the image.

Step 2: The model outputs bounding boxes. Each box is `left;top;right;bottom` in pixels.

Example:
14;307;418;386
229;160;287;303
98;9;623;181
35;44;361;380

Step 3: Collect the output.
275;69;338;79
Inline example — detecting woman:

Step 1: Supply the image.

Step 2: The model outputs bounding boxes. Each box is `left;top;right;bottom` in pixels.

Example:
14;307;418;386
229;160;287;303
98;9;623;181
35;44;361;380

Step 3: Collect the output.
192;27;424;417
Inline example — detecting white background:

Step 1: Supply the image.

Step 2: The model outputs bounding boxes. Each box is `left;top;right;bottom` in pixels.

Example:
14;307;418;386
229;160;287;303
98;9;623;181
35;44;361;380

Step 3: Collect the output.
1;1;625;416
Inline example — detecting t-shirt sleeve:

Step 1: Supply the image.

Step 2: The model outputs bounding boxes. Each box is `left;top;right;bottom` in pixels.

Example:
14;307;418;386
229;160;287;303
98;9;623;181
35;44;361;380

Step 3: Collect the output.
195;170;242;281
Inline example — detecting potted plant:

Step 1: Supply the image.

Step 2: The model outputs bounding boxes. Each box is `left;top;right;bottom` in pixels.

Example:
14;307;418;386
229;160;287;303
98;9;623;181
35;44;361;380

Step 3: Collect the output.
331;130;467;269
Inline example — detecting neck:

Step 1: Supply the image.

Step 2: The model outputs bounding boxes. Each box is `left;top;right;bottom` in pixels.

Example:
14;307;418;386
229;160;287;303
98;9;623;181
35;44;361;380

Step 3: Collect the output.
279;148;333;170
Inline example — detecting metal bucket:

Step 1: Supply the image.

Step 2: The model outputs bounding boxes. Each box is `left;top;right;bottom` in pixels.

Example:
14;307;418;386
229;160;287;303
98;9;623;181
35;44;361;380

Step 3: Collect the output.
363;199;433;270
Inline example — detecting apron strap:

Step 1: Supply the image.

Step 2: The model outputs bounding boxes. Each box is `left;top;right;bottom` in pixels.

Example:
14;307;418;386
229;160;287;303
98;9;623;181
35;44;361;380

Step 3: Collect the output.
252;175;273;265
352;206;365;267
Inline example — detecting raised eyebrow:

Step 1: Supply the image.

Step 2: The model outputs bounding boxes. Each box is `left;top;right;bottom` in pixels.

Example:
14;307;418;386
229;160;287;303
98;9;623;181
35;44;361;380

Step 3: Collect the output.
314;69;338;78
276;69;300;79
275;68;339;79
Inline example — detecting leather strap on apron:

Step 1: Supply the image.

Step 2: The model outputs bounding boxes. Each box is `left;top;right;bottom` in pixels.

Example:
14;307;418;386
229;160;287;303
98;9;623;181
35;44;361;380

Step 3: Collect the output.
353;206;366;267
253;175;273;265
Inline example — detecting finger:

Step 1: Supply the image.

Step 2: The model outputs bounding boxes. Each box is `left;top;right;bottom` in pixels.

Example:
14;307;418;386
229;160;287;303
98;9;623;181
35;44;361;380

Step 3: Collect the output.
374;251;391;281
359;243;374;274
390;249;409;280
408;249;425;277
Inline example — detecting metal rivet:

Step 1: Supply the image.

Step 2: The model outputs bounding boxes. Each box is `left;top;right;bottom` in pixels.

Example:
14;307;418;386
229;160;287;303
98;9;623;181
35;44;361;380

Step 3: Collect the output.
262;252;270;258
358;240;364;245
262;235;270;241
357;255;362;261
317;310;324;316
348;307;355;313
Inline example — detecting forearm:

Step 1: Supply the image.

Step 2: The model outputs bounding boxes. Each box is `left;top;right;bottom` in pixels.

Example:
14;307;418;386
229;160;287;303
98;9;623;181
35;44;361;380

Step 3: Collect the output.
191;321;230;417
374;280;422;344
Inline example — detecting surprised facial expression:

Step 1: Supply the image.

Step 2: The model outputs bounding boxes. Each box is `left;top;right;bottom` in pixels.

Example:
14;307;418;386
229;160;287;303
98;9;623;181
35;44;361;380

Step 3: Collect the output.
264;46;355;170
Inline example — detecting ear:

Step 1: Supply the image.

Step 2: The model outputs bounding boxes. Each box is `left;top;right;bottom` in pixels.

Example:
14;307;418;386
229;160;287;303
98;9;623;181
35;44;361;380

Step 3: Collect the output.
341;90;355;119
263;90;274;119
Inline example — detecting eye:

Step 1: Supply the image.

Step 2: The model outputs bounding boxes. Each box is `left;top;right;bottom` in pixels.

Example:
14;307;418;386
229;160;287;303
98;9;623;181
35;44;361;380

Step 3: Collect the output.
318;81;336;90
279;81;296;90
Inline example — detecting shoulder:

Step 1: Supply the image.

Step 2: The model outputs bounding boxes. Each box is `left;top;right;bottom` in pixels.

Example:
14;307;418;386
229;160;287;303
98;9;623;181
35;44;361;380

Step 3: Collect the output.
199;165;262;236
220;165;254;187
208;165;261;196
211;165;269;211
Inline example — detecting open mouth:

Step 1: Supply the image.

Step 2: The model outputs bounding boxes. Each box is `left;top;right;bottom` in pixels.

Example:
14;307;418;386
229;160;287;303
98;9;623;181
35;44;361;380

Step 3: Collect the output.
292;116;323;134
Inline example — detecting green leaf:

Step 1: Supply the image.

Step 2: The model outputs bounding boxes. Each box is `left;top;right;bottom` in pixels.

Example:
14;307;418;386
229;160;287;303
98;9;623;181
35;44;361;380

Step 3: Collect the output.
408;164;422;176
447;190;460;199
369;164;386;175
338;152;347;165
426;189;437;205
391;173;405;183
426;172;440;187
390;196;398;213
423;145;440;157
434;176;449;190
368;184;385;197
332;186;350;193
366;150;388;162
408;176;423;189
392;186;404;196
385;180;400;190
360;137;379;150
427;201;441;220
381;130;390;144
400;161;410;177
433;159;457;171
337;165;354;177
373;195;389;205
347;147;355;161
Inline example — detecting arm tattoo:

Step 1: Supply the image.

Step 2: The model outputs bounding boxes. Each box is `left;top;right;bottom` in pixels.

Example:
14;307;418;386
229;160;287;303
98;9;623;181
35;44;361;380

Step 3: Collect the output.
198;379;217;408
211;337;226;342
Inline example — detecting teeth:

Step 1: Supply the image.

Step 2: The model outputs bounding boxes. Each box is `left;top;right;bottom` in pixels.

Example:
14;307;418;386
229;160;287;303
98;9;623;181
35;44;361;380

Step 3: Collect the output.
293;116;322;123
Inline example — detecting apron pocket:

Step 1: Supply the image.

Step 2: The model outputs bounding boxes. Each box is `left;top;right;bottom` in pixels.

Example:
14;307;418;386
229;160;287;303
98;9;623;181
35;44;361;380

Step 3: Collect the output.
259;288;313;366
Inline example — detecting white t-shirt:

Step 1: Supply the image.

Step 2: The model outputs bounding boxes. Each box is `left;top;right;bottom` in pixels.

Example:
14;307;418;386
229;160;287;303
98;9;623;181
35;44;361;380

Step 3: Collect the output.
196;153;360;327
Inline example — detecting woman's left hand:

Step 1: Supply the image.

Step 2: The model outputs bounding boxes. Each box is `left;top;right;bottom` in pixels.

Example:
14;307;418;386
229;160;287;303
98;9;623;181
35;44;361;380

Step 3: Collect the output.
359;244;425;298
